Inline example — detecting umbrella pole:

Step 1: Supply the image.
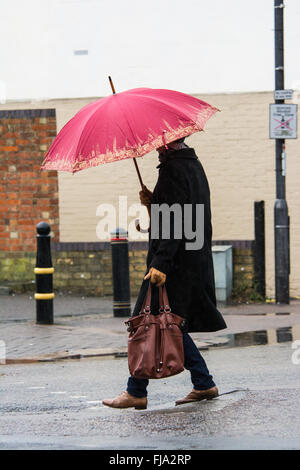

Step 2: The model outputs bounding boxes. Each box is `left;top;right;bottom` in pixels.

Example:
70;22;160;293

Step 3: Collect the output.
108;76;145;190
133;157;144;189
108;76;148;229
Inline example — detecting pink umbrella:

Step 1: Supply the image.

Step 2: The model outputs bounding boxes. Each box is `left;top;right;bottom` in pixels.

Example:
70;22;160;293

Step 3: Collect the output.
41;78;218;186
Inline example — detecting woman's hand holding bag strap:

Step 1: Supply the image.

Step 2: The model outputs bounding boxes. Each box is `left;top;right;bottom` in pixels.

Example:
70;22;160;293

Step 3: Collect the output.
125;283;185;379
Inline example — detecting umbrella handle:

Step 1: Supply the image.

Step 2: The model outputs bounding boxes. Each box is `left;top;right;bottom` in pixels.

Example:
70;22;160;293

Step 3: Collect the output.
133;157;151;224
134;158;150;231
134;158;151;232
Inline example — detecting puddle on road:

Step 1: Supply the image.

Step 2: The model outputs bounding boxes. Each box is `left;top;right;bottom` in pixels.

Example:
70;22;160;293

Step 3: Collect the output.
221;325;300;348
238;312;292;316
137;390;248;416
89;390;249;416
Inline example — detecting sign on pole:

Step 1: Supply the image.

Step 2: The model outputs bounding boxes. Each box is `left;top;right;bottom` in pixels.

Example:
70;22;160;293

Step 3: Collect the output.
269;104;298;139
274;89;294;100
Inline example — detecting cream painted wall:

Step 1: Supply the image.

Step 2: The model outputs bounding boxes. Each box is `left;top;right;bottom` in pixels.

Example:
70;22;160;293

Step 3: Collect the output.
1;91;299;297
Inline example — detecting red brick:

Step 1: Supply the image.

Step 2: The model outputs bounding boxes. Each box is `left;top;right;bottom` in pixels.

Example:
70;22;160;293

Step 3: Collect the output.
3;132;17;139
10;245;21;252
18;220;33;226
17;139;31;146
2;146;19;152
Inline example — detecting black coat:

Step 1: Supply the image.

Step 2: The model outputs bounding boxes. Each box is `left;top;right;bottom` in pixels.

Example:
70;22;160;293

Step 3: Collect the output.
132;147;227;333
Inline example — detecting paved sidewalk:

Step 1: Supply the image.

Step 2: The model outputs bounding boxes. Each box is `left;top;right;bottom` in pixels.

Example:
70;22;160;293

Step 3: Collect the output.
1;294;300;363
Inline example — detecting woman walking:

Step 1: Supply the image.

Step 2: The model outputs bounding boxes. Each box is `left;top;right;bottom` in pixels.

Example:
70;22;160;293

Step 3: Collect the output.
103;138;227;409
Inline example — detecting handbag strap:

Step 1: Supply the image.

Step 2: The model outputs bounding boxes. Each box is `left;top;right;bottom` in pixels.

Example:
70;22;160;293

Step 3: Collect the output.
140;282;152;313
140;283;171;314
159;285;171;312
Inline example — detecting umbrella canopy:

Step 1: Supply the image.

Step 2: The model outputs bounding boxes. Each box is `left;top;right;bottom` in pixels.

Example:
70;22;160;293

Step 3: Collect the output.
41;87;218;174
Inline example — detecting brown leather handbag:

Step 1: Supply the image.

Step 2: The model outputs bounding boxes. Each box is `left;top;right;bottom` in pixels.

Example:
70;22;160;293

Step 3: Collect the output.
125;283;185;379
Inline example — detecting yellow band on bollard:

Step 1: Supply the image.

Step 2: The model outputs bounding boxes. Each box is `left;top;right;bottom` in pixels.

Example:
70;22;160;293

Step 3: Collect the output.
34;293;55;300
34;267;54;274
113;305;131;308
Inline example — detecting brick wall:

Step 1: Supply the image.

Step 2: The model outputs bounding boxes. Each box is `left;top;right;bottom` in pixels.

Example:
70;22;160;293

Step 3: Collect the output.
0;109;59;252
0;245;147;296
52;242;148;296
0;241;255;298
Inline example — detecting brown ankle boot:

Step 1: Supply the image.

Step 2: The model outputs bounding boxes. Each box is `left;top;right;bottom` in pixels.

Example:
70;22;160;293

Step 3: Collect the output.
102;391;147;410
175;386;219;406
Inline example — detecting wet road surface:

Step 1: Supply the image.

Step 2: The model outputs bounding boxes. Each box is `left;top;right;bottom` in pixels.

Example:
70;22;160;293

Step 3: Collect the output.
1;340;300;450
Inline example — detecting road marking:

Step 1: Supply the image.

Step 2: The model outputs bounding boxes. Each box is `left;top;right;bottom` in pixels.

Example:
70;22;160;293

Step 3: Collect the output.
28;386;46;390
5;382;25;385
50;391;67;394
86;400;102;404
70;395;88;399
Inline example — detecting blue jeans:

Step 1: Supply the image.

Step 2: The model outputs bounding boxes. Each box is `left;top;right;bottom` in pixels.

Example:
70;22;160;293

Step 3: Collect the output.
127;332;216;398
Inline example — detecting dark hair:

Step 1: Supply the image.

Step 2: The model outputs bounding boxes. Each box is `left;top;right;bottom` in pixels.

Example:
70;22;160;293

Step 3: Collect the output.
174;137;185;143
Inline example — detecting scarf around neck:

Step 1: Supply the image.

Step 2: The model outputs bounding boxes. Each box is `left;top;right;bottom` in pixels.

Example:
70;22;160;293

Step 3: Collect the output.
158;141;189;164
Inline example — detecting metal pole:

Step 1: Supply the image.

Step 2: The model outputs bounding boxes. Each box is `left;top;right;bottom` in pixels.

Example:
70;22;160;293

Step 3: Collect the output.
110;227;131;317
274;0;290;303
35;222;54;324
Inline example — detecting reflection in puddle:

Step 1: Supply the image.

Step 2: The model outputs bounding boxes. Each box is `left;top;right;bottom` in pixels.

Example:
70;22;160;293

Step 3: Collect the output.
223;325;300;348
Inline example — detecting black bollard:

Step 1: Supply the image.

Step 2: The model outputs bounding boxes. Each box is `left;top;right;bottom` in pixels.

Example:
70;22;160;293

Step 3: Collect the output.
254;201;266;298
110;227;131;317
34;222;54;324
